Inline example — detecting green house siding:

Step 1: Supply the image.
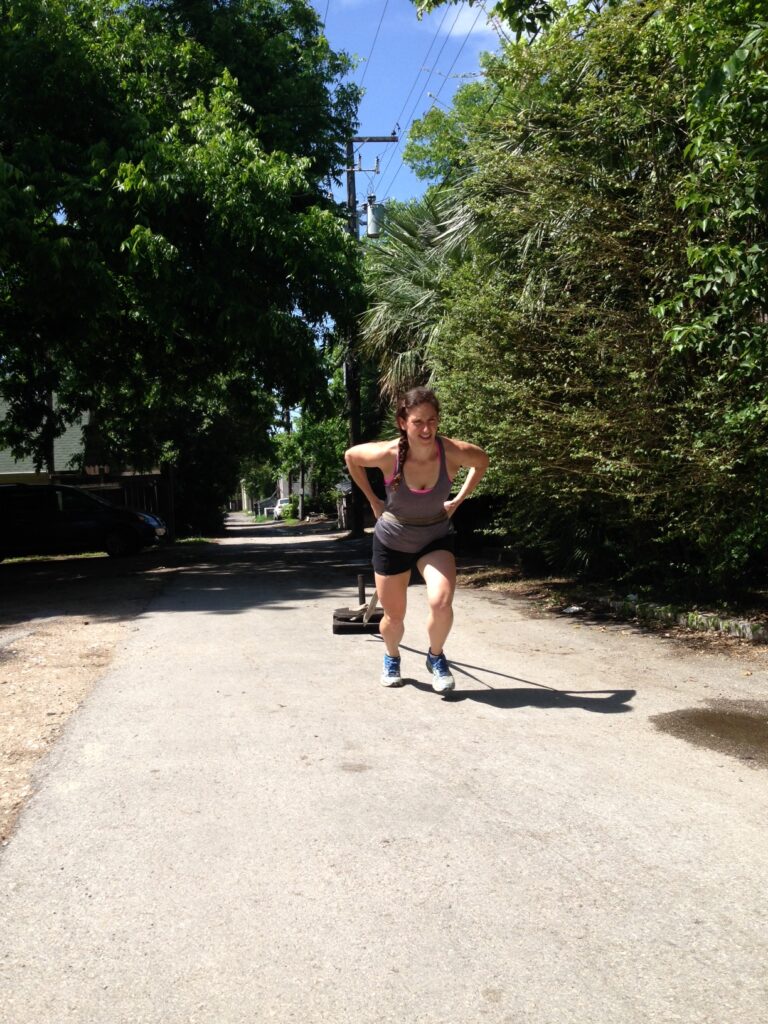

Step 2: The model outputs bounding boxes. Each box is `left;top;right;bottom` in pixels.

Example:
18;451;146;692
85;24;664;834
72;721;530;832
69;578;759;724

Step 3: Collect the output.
0;401;88;477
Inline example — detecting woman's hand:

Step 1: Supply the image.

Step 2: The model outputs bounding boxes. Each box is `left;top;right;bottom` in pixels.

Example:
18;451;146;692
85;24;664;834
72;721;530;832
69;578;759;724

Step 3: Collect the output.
370;497;385;520
443;498;462;518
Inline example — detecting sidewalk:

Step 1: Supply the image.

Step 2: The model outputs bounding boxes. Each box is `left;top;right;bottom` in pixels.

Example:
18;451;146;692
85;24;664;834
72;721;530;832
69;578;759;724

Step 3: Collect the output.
1;521;767;1023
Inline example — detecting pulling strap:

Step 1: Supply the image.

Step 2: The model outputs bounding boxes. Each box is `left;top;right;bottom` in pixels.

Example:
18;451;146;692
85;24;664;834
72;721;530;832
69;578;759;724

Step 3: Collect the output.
381;509;448;528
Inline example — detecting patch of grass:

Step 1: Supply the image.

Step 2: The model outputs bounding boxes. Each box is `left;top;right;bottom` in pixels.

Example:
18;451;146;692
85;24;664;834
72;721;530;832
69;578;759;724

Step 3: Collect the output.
176;537;215;545
2;551;105;564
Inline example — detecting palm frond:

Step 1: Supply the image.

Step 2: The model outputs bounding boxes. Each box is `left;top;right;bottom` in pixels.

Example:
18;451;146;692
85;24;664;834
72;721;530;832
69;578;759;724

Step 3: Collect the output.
360;183;479;395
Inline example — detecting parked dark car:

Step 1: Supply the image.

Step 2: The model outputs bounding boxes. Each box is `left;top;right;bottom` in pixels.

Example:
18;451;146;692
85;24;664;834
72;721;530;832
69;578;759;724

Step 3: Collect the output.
0;484;166;560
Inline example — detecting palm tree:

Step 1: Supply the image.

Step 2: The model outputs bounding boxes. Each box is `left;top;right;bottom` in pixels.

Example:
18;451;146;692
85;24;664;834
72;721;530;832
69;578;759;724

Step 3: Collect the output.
359;184;476;400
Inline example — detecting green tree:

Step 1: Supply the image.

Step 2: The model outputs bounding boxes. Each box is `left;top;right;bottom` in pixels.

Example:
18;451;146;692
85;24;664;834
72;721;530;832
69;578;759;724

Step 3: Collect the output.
403;81;493;181
651;3;768;582
0;0;360;482
275;409;347;514
658;5;767;372
371;0;761;587
413;0;560;39
241;456;278;506
388;0;768;588
170;376;277;534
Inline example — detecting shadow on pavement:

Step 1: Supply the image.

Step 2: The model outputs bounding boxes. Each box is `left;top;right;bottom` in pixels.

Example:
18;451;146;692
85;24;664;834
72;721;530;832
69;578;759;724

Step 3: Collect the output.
440;686;635;712
398;644;635;713
0;519;372;628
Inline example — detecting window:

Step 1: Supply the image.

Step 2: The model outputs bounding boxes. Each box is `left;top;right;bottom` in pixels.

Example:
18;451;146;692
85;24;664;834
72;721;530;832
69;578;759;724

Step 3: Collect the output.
0;487;56;518
56;488;101;513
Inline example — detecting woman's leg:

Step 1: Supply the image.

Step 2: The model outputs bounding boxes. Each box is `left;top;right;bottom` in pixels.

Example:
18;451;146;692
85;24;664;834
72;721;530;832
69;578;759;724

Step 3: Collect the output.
416;548;457;655
374;569;411;656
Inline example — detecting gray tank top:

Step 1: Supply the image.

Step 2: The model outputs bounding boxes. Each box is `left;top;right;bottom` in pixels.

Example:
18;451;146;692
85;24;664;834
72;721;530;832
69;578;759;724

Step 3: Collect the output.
374;436;454;553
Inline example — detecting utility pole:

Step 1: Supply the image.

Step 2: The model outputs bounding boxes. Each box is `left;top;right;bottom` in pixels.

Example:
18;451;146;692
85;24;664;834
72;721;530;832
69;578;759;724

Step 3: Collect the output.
344;134;397;537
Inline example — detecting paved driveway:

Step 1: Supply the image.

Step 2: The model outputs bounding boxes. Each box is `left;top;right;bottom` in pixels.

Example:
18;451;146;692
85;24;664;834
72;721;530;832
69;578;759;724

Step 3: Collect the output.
1;517;767;1023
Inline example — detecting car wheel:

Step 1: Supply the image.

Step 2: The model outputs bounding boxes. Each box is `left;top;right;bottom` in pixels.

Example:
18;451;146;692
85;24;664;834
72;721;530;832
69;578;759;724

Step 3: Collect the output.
104;531;135;557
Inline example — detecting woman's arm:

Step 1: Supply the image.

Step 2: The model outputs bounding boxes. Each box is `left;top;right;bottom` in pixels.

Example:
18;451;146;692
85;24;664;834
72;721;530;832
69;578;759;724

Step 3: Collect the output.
443;438;489;517
344;441;395;520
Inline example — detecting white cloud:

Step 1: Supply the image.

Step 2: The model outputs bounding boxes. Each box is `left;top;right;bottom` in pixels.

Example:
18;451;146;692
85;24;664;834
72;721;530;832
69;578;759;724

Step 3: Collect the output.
441;4;499;40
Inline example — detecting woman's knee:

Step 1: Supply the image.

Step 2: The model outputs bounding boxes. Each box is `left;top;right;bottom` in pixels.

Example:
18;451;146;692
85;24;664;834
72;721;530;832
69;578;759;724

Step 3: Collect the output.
427;588;454;614
376;573;409;625
382;606;406;627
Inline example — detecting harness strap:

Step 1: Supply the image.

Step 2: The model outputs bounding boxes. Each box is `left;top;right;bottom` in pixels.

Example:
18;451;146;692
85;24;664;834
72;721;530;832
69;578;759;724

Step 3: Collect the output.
381;509;448;528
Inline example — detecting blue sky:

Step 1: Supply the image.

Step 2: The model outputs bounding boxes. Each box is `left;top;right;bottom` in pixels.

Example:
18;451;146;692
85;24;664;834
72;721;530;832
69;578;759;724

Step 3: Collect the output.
311;1;502;206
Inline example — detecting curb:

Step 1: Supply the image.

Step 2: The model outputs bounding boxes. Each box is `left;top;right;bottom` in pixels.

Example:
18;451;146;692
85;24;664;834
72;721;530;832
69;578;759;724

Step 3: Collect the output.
589;596;768;644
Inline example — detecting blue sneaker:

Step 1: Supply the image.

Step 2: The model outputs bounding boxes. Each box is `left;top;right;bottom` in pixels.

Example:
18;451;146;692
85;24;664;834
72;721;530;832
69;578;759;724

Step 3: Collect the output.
426;649;455;693
381;653;403;687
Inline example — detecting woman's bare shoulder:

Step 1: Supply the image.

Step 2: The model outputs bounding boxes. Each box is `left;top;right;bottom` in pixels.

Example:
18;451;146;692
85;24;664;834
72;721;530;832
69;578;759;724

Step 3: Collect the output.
345;438;399;469
442;436;489;470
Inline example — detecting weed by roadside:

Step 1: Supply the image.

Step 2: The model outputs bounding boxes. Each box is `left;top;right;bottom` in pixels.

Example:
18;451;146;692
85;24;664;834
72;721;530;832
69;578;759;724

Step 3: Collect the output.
456;560;768;658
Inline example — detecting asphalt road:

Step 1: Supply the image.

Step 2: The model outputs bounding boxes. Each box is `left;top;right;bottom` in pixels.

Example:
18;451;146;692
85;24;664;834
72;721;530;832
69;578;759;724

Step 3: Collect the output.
1;515;767;1023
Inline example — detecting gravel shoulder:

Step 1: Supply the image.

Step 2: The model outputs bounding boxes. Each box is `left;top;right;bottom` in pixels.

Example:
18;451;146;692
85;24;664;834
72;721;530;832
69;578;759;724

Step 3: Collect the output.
0;546;207;843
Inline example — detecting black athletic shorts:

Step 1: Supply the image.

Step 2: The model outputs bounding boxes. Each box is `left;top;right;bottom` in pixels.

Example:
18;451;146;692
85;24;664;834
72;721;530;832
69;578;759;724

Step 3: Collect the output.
372;533;455;577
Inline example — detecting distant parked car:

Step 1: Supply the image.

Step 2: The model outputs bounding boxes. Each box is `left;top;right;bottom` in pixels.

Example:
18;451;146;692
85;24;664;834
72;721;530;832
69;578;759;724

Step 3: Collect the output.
0;484;166;560
273;498;291;520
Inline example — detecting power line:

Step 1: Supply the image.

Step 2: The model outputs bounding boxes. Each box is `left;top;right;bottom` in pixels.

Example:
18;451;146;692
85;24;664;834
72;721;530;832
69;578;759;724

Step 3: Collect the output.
380;3;480;201
358;0;390;90
388;4;452;138
378;3;465;196
381;4;485;201
372;3;452;198
378;2;467;199
426;3;484;107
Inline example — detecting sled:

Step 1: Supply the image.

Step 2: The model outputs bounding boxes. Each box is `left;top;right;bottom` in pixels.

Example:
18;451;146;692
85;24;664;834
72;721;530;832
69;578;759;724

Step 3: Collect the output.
332;575;383;635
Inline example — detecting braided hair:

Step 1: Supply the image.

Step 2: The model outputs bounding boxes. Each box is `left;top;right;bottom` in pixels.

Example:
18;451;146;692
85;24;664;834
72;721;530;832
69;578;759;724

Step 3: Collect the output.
390;387;441;491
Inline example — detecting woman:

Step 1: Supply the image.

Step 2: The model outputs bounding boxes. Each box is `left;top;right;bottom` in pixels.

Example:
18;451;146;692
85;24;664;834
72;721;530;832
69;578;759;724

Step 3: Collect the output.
344;387;489;692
